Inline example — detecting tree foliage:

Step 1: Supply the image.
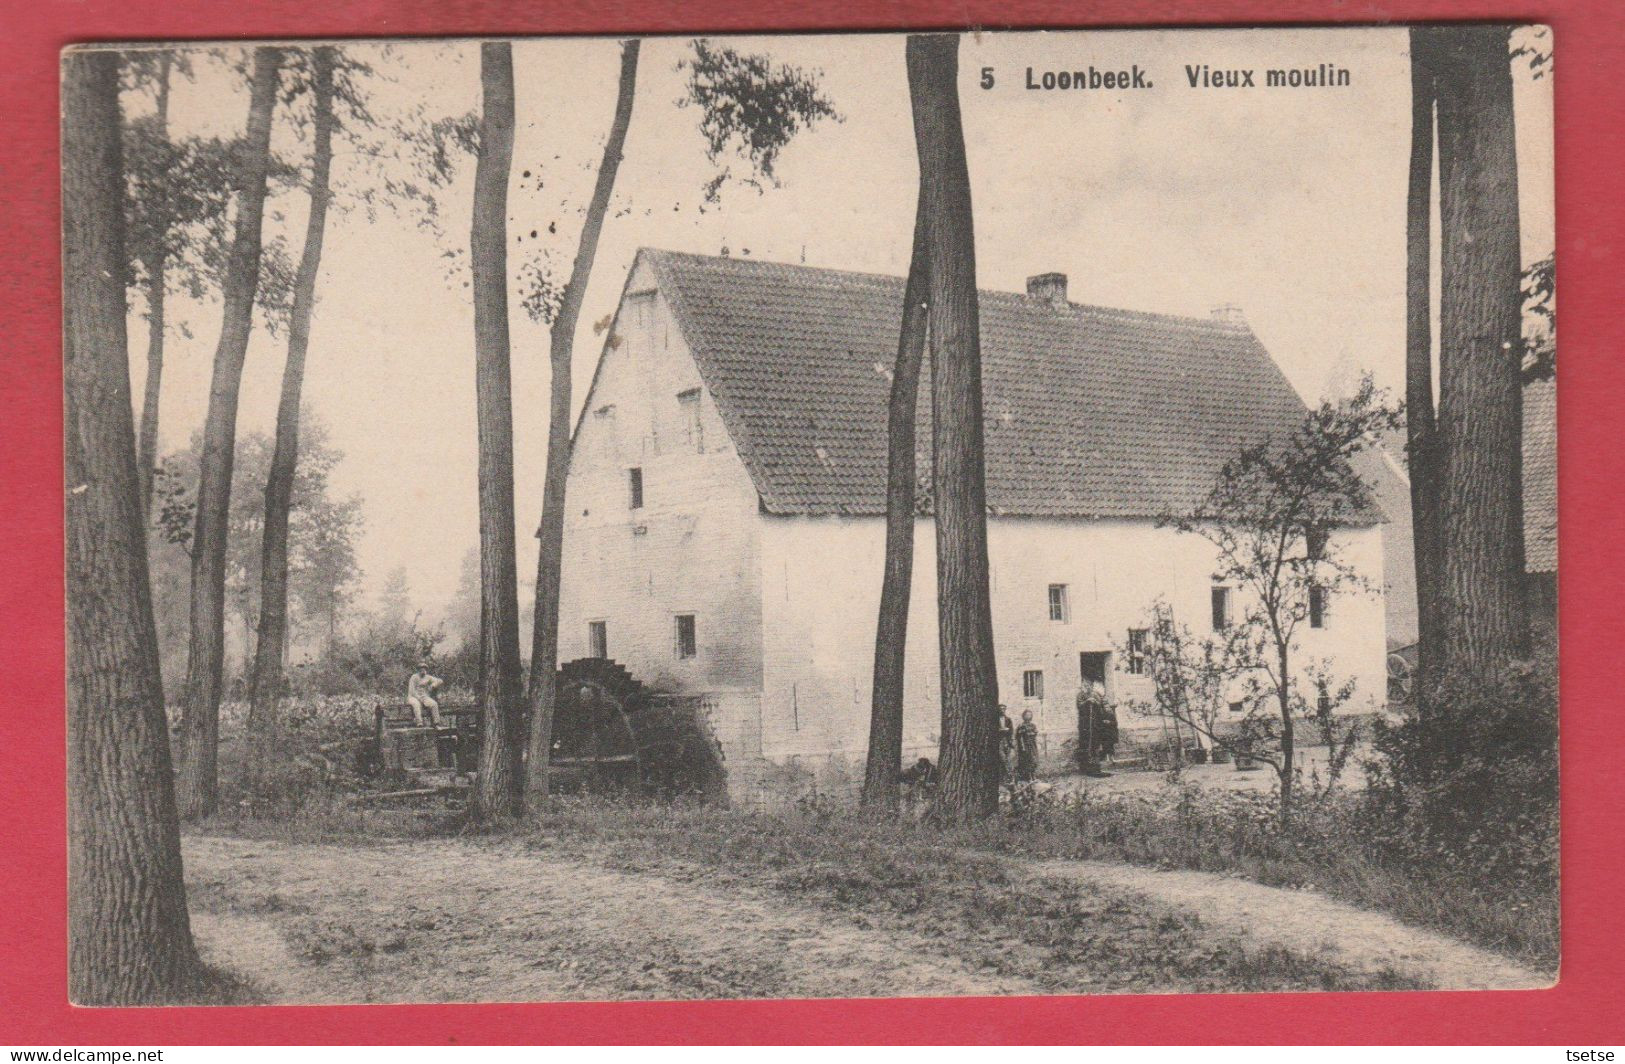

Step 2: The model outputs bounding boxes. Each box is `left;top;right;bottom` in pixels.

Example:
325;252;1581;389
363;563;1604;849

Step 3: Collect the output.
678;39;840;203
509;38;841;325
1130;600;1234;759
120;57;301;335
148;417;363;685
1363;661;1558;892
1509;24;1552;80
1521;253;1555;381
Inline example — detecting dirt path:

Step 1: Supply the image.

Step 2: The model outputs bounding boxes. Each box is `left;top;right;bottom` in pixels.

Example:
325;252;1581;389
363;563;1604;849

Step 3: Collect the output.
1018;859;1548;991
184;835;1037;1003
184;833;1545;1003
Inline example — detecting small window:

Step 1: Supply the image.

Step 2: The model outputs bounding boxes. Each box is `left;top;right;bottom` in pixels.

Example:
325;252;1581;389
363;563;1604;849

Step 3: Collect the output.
1211;586;1232;631
1022;670;1044;700
627;291;656;327
678;388;704;452
628;467;643;509
1308;585;1329;629
1048;584;1070;622
1304;523;1330;562
1229;700;1245;715
674;614;697;660
1126;628;1149;676
587;621;608;659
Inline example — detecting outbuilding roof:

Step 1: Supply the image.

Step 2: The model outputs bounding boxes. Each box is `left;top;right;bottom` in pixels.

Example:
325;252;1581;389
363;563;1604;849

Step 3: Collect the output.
640;248;1362;522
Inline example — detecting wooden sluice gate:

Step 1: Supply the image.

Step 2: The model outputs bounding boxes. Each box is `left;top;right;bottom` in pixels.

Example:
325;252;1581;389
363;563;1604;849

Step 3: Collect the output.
361;658;726;800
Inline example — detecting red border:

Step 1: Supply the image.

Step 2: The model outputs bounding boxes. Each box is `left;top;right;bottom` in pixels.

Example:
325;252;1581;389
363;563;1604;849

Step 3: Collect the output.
5;0;1621;1046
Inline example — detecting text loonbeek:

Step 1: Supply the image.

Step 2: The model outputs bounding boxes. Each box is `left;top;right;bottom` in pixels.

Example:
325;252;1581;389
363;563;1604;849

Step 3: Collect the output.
1019;65;1153;90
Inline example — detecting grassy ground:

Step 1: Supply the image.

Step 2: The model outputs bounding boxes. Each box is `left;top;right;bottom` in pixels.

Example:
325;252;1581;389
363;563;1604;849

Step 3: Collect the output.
535;795;1556;977
196;770;1557;980
182;832;1428;1003
188;778;1565;1004
536;805;1425;995
184;812;1425;1001
970;784;1557;973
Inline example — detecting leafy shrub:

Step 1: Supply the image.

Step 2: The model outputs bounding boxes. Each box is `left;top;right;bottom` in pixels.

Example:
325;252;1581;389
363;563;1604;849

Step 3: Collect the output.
210;694;383;816
1361;661;1559;892
292;610;448;697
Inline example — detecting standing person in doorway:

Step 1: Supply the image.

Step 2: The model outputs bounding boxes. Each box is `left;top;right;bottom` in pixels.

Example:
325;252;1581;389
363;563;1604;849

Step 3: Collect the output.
407;661;443;726
1015;709;1039;783
1077;680;1107;776
1094;695;1119;768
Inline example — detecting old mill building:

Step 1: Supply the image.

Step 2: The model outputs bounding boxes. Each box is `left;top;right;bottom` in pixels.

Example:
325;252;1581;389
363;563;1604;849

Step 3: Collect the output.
555;249;1388;805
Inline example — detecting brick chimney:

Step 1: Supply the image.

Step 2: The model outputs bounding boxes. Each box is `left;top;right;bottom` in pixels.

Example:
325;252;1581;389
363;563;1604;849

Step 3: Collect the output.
1026;272;1068;308
1210;303;1246;326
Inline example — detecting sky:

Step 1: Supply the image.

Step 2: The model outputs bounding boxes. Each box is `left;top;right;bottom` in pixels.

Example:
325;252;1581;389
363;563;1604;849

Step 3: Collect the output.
125;27;1555;622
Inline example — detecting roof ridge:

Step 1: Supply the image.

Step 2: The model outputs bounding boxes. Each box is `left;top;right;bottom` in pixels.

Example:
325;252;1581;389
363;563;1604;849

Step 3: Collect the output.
638;246;1249;335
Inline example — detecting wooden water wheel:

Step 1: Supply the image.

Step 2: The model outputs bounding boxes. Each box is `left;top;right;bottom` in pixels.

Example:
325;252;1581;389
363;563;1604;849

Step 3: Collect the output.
550;658;724;796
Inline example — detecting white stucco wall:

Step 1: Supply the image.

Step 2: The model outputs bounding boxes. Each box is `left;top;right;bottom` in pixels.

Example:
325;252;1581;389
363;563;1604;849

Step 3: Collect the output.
758;514;1388;782
556;260;766;781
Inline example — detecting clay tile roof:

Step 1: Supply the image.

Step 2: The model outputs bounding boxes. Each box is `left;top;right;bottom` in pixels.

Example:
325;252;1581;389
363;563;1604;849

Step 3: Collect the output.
1523;377;1557;573
641;248;1363;522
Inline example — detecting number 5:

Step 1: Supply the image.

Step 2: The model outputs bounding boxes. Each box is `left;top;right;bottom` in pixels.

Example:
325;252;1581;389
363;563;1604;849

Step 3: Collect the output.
981;66;995;89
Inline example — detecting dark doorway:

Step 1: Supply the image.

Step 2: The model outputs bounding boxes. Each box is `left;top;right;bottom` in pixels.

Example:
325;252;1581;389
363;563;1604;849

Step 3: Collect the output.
1079;651;1109;687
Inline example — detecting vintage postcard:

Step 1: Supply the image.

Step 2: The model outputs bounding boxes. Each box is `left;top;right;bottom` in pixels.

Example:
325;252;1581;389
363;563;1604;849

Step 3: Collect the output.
62;26;1555;1006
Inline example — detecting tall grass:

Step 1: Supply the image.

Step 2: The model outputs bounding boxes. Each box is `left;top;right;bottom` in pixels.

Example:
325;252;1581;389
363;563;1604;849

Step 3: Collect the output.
520;789;1555;975
193;670;1558;979
196;780;1553;978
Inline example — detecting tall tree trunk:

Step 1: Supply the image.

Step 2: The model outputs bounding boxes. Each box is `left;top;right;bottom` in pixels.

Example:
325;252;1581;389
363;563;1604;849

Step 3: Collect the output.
907;34;1000;822
174;47;283;820
246;46;337;780
861;185;929;812
1431;26;1529;677
1405;28;1445;709
135;51;173;518
64;48;200;1004
524;40;640;811
470;42;526;822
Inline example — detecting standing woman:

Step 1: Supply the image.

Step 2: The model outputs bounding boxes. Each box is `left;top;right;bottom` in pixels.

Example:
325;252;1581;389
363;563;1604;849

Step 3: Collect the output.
1014;709;1039;783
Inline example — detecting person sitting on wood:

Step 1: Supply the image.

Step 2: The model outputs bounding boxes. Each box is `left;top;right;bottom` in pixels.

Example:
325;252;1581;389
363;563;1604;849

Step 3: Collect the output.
407;661;443;726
